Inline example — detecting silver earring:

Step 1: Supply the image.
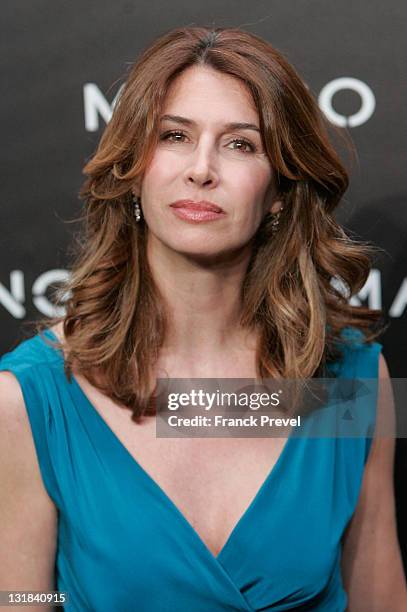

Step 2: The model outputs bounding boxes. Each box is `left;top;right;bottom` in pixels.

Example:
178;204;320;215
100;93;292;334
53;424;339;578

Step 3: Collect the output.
132;194;142;222
270;205;284;234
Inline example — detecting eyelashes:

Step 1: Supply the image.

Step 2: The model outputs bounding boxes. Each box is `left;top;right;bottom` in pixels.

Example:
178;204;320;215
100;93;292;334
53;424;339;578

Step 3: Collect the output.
159;129;258;154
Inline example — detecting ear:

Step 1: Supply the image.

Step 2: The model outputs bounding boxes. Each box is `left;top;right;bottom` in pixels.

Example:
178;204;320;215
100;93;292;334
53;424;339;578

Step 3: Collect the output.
269;199;284;215
131;178;142;199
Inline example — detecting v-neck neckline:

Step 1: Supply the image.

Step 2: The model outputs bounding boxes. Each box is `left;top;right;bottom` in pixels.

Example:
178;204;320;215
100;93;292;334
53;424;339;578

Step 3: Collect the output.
41;328;295;565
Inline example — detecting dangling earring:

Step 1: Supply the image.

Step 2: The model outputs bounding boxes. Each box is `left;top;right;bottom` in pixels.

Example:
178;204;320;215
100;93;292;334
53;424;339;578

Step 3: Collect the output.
270;205;284;234
132;194;142;222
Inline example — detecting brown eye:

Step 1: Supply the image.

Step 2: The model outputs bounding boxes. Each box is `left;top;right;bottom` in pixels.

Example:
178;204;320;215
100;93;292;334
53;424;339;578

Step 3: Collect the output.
228;138;257;153
160;130;188;142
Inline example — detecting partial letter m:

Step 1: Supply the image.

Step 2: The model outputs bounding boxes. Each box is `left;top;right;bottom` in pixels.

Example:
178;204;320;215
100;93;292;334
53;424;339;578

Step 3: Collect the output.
83;83;125;132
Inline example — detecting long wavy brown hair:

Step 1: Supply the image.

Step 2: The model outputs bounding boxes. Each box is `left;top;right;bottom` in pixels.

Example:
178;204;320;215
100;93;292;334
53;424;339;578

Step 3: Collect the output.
36;25;386;421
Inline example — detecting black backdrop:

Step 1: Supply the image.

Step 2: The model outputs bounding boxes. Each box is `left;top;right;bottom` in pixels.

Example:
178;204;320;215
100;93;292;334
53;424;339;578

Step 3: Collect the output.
1;1;406;571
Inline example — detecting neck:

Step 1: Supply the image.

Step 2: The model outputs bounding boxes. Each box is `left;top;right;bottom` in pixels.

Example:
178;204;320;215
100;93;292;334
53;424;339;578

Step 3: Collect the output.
146;233;257;358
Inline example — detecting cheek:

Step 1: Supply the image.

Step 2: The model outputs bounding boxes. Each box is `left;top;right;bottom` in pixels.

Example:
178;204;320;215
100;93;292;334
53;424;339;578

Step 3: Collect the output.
236;174;272;219
142;152;175;194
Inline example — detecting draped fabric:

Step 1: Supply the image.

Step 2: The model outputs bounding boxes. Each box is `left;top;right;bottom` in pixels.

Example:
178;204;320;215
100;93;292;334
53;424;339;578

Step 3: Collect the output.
0;327;382;611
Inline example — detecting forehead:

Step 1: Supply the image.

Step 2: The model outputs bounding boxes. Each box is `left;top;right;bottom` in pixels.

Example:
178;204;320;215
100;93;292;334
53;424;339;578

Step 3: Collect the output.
161;65;259;124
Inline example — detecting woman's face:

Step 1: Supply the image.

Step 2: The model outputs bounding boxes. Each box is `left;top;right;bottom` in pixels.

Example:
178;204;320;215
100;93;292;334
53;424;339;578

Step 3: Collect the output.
137;65;278;262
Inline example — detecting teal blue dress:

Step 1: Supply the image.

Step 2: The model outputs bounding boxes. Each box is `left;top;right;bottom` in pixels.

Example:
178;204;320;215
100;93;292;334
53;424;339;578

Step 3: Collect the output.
0;327;383;611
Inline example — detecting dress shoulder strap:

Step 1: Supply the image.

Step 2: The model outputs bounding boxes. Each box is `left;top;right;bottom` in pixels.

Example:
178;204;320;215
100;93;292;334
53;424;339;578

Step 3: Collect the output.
0;331;63;505
337;326;384;463
329;325;383;378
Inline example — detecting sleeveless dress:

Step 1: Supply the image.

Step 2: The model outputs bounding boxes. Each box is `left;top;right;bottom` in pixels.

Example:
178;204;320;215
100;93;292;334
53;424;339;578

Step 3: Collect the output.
0;326;383;611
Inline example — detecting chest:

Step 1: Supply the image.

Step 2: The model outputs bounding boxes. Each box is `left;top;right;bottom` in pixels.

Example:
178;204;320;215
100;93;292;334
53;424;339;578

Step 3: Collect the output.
74;371;288;557
124;430;289;557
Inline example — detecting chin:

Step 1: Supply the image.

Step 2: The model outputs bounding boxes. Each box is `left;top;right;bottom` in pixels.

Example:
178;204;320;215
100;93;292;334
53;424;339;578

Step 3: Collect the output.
148;227;251;262
169;241;249;265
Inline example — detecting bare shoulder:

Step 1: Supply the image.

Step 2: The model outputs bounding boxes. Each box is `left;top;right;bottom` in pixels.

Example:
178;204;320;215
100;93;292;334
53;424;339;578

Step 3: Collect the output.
341;353;407;610
0;370;36;439
0;371;58;591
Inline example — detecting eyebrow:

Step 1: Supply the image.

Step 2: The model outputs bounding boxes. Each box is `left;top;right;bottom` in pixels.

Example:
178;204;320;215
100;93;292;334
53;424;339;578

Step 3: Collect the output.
160;114;261;133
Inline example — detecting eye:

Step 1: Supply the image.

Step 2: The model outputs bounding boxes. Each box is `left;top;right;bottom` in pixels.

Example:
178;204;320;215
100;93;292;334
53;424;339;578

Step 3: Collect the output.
159;130;188;143
159;130;258;154
228;138;257;154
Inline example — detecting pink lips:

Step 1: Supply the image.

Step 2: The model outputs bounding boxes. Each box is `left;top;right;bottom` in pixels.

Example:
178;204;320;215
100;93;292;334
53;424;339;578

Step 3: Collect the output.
169;200;226;223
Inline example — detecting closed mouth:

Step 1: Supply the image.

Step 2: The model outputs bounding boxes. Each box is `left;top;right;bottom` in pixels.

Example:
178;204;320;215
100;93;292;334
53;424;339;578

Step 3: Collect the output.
169;200;224;213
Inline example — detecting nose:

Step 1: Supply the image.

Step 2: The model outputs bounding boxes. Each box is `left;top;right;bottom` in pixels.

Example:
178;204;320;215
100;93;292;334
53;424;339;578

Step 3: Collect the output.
183;138;220;188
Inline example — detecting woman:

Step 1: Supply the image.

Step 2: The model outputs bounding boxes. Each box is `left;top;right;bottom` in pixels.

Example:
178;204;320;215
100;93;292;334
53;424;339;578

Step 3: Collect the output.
0;25;406;611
